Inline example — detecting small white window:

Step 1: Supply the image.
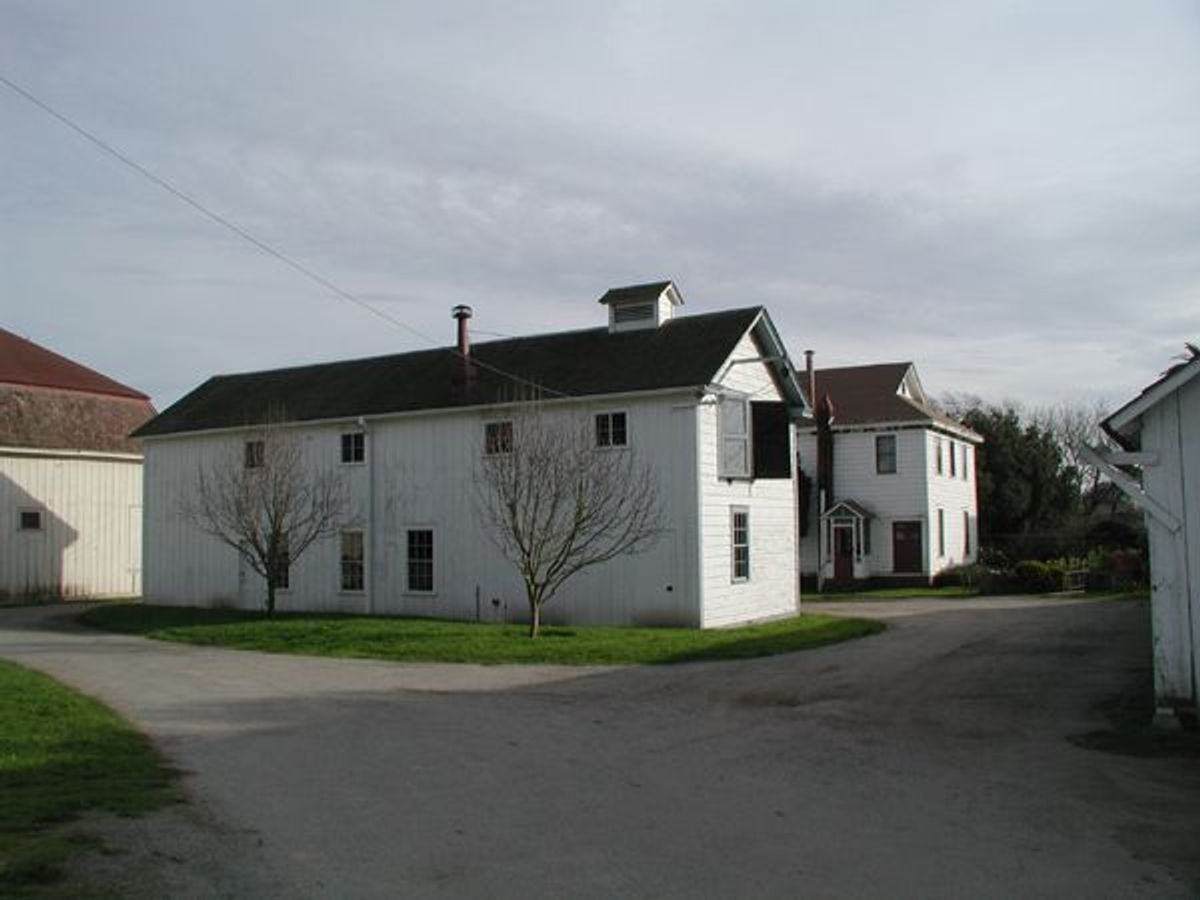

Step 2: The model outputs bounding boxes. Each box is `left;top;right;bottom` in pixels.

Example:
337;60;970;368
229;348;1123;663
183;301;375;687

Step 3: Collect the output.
341;432;365;464
718;395;751;479
340;531;365;592
485;421;513;455
731;507;750;581
18;509;42;531
407;529;435;593
595;412;628;448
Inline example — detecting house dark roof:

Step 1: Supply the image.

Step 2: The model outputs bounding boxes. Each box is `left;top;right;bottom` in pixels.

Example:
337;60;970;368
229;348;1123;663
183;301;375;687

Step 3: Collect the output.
135;307;765;439
597;281;675;306
0;328;149;400
800;362;980;440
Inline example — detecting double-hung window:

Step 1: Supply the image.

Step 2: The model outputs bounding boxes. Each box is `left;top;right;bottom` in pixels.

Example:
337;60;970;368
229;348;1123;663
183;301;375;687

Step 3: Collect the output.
949;441;957;477
485;421;513;455
341;432;365;464
719;395;751;479
244;440;265;469
407;529;434;593
875;435;897;474
731;507;750;581
340;531;365;592
595;412;627;448
934;437;943;475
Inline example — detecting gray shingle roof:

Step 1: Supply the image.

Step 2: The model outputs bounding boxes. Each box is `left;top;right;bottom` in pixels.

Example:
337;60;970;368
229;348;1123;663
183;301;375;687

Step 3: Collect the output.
135;307;764;438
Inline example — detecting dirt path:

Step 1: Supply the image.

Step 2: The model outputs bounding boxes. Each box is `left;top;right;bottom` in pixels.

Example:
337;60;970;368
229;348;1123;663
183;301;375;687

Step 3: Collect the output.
2;597;1197;898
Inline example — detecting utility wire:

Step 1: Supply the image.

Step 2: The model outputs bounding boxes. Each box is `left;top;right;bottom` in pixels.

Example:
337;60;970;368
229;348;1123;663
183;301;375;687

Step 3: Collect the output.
0;72;570;398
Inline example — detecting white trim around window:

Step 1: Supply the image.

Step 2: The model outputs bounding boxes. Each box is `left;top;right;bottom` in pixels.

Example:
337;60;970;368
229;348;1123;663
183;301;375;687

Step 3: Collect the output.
404;525;437;595
731;506;750;582
595;410;628;448
339;529;366;593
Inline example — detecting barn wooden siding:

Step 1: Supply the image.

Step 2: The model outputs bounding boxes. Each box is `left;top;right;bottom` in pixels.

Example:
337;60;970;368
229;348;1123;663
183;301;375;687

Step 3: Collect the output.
1;449;143;598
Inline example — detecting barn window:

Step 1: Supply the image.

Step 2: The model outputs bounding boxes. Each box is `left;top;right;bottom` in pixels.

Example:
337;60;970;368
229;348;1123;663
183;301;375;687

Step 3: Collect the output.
19;509;42;531
731;508;750;581
875;435;897;474
244;440;265;469
407;529;435;593
595;412;628;448
718;394;751;479
340;531;365;592
341;431;365;464
485;421;513;455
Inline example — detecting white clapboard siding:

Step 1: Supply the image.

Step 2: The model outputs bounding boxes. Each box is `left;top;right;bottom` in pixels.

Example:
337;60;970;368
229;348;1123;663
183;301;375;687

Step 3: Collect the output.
698;330;797;627
1;451;143;598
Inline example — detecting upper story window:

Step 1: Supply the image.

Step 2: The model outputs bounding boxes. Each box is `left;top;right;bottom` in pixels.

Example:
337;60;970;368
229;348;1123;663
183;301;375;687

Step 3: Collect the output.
485;421;513;455
595;412;627;448
244;440;264;469
949;440;958;477
934;437;943;475
718;395;751;479
963;445;971;481
341;431;365;464
875;434;897;474
18;509;42;531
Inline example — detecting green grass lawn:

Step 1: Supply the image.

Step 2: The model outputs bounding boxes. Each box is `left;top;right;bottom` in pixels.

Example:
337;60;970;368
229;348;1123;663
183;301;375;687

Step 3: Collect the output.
80;603;883;666
811;585;981;601
0;660;177;897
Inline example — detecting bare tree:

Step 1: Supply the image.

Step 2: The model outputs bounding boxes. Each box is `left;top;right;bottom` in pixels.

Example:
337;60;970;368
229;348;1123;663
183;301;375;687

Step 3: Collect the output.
475;396;664;637
1031;398;1113;510
183;420;348;615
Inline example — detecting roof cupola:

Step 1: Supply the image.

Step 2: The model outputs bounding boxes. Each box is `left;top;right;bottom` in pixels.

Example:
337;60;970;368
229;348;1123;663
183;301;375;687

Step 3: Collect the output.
597;280;683;333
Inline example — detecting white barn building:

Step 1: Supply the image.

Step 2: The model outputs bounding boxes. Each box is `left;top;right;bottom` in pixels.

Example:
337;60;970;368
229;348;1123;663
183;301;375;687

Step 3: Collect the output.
0;328;155;600
795;361;981;588
1090;347;1200;724
136;283;809;628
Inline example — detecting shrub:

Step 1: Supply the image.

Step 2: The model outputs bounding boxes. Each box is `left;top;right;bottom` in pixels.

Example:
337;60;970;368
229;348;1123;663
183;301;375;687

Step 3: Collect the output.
1013;560;1065;594
932;563;989;589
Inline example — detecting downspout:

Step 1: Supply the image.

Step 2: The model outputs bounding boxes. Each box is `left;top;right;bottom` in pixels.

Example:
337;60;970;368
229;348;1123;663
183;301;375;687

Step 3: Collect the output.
359;415;375;615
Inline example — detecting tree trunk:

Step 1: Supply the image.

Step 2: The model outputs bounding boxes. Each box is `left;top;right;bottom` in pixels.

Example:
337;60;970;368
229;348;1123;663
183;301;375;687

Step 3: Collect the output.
266;580;276;617
529;600;540;639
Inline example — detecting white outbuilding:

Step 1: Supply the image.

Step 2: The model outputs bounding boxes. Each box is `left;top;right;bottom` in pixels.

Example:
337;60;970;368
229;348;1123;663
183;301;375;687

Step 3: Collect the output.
135;282;810;627
0;328;155;600
1089;346;1200;724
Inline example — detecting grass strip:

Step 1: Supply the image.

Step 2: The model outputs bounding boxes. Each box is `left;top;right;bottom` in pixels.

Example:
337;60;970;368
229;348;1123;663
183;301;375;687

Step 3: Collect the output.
81;603;883;666
0;660;177;897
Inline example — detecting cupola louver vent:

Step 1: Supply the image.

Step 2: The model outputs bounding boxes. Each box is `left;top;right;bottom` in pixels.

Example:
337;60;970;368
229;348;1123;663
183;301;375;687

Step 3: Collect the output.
613;303;655;324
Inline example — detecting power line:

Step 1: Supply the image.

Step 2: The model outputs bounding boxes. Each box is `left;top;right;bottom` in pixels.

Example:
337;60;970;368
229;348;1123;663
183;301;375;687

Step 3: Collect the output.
0;72;570;398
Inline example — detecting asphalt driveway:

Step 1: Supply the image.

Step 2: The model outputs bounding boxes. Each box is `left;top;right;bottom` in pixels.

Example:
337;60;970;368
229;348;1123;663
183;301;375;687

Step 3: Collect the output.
2;597;1197;898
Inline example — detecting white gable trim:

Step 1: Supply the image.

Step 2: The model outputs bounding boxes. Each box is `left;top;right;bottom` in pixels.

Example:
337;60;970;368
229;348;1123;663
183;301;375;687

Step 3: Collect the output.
1104;354;1200;439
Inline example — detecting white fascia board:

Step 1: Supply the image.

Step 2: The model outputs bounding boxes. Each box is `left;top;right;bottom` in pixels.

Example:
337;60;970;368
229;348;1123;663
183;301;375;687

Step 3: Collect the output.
0;445;143;462
1105;355;1200;438
136;386;702;443
795;419;981;442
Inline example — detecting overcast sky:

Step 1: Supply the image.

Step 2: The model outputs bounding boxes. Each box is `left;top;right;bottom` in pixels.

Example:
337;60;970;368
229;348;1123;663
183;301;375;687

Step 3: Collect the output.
2;1;1198;412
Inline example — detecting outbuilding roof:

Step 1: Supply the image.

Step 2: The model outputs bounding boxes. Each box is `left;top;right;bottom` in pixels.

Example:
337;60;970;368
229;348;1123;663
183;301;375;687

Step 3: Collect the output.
135;306;794;439
799;361;980;441
0;328;149;400
1102;344;1200;447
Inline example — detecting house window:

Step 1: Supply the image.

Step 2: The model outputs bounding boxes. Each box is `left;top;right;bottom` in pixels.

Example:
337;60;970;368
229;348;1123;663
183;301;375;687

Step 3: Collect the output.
595;412;627;448
341;432;365;464
731;507;750;581
244;440;264;469
937;508;945;557
18;509;42;531
875;435;897;474
949;441;957;477
272;537;290;591
935;438;943;475
719;395;751;479
340;530;365;592
963;511;971;556
485;420;513;455
963;446;971;481
407;529;434;593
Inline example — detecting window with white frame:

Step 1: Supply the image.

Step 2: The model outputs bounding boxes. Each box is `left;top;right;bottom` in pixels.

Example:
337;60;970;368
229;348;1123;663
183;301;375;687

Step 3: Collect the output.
935;437;943;475
718;395;751;478
340;530;365;592
949;440;957;477
595;411;627;448
875;434;897;474
244;440;264;469
731;507;750;581
963;445;971;481
407;528;434;593
341;431;365;464
18;509;42;531
485;420;513;455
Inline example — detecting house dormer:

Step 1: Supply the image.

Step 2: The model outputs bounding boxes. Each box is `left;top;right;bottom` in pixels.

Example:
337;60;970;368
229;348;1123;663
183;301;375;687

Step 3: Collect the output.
598;280;683;333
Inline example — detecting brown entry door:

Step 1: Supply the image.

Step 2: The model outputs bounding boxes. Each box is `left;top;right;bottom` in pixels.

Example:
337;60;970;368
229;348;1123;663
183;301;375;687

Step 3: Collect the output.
893;521;923;573
833;525;854;582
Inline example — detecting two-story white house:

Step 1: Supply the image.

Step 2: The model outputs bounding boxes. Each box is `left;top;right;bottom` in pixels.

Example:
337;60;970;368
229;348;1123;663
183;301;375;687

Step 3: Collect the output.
135;282;809;628
795;361;981;588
